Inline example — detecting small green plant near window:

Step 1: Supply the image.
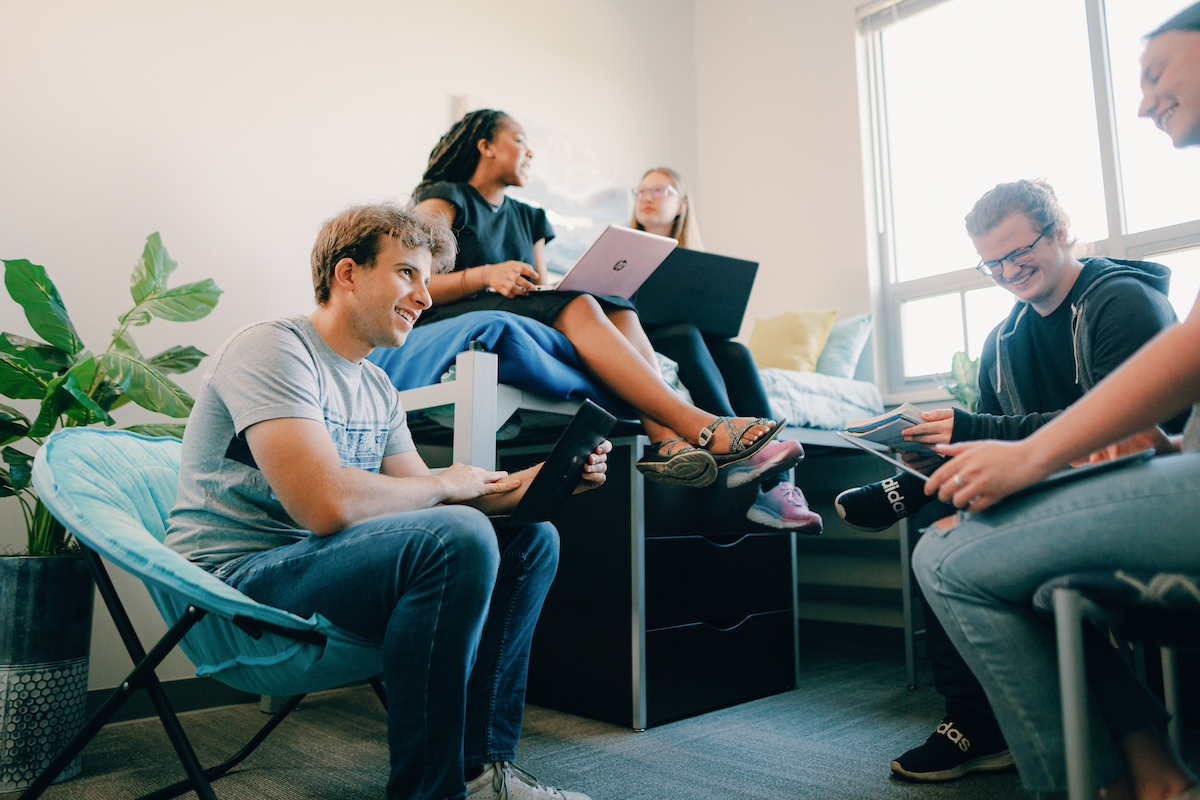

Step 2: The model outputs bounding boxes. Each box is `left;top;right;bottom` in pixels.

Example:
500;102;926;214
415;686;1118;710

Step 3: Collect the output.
0;234;222;555
936;350;980;413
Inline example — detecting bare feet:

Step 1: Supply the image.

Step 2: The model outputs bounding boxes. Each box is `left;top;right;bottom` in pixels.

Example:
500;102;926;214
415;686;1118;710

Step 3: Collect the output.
1109;727;1198;800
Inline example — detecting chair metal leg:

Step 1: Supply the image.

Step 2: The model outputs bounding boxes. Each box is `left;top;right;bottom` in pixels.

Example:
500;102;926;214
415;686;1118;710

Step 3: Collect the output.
18;599;212;800
16;548;221;800
1054;587;1091;800
137;693;307;800
1162;646;1182;754
369;675;388;708
899;518;918;689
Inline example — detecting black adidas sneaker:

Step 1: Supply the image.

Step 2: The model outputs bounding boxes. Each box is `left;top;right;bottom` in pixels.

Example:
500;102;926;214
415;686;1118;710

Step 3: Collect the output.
834;471;930;531
890;714;1015;782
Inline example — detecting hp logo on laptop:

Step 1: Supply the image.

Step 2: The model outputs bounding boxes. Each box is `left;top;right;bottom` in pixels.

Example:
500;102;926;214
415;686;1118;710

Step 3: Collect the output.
612;260;627;271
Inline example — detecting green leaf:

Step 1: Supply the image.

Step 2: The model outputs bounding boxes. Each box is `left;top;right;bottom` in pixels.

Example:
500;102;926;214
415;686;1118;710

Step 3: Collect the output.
111;329;142;357
125;423;186;439
0;333;71;373
91;379;125;412
148;345;206;374
0;468;16;498
3;260;82;354
129;232;177;305
127;279;223;326
2;447;33;490
27;366;113;436
0;403;31;447
0;354;48;399
60;368;113;426
28;373;68;437
100;351;193;418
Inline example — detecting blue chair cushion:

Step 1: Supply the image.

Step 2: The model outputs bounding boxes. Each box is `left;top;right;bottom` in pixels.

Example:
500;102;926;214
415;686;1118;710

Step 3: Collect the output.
32;428;383;696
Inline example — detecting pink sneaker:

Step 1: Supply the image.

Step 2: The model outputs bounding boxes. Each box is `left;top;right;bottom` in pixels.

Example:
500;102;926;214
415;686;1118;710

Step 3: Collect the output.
746;482;823;532
723;439;804;488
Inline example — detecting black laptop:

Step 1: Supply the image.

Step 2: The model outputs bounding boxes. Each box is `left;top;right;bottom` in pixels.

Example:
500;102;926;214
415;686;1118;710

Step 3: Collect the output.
634;247;759;339
491;399;617;527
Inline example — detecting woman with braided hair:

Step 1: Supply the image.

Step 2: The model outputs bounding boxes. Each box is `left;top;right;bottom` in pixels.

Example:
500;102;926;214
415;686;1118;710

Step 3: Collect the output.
413;109;800;489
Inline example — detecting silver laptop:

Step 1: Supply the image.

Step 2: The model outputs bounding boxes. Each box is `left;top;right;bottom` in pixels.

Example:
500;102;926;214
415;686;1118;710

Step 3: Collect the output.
534;225;677;298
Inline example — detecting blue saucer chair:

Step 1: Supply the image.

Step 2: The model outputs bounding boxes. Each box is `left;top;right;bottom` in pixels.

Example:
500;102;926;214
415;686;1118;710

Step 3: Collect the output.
24;428;386;800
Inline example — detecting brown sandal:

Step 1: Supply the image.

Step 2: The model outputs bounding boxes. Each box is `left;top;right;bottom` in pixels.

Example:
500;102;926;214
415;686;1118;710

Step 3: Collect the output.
699;417;789;469
635;437;718;488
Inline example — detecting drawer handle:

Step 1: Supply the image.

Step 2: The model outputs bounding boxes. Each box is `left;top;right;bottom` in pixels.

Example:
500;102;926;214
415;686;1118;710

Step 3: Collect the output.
701;615;752;632
699;534;752;548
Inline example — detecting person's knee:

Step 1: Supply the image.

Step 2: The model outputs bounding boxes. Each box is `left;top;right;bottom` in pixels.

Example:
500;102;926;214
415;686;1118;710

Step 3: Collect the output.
651;322;703;346
520;522;560;574
564;293;603;320
428;505;501;575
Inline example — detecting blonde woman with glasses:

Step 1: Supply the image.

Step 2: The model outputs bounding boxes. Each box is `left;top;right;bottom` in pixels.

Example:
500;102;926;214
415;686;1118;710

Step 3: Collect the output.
629;167;820;532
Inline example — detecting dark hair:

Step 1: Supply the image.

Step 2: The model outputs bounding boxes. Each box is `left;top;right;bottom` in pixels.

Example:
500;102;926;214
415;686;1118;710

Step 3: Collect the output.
414;109;509;198
964;178;1073;250
310;202;456;305
1148;2;1200;38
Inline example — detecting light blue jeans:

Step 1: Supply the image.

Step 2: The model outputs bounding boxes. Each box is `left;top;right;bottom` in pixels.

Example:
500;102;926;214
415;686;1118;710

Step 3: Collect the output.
912;453;1200;793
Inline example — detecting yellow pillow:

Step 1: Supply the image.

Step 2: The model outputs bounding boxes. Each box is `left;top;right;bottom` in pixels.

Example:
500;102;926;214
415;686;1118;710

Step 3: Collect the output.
748;309;839;372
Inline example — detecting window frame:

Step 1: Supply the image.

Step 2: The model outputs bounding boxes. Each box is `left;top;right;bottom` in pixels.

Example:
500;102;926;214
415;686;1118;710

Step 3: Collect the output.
858;0;1200;401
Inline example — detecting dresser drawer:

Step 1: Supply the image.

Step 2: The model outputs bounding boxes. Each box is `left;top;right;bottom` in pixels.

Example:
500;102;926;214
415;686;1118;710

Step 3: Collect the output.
645;533;793;630
645;609;795;726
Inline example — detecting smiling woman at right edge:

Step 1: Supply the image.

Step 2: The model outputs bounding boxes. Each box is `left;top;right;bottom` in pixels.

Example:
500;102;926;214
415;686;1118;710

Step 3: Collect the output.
906;4;1200;798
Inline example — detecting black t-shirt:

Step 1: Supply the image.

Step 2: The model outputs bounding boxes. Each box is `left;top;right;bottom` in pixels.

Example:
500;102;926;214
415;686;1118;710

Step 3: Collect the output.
1024;298;1081;412
418;181;554;271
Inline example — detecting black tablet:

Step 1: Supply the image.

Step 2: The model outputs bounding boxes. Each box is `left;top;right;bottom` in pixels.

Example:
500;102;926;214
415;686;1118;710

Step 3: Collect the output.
1005;449;1155;502
491;399;617;527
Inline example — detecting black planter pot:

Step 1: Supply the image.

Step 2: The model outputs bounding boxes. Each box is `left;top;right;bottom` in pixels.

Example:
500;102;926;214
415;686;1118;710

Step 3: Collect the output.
0;555;94;790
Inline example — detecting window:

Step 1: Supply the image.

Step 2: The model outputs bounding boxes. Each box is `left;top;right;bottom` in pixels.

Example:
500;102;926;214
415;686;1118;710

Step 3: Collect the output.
860;0;1200;398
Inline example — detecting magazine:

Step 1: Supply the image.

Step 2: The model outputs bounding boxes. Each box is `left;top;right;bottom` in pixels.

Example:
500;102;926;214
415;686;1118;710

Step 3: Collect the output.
842;402;934;453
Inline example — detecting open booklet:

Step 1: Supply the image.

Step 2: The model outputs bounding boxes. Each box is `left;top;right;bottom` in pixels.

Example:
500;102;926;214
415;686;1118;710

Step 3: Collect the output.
842;402;934;453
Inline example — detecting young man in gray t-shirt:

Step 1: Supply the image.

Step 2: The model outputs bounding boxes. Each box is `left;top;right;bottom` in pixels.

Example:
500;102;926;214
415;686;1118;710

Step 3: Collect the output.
166;203;606;800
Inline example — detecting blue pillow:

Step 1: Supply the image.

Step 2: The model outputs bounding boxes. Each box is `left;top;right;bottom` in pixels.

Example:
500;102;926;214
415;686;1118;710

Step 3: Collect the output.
814;313;874;379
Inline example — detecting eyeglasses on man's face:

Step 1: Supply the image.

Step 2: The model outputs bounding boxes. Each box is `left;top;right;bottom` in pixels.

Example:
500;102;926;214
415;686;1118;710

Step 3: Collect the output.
975;223;1056;277
632;185;679;200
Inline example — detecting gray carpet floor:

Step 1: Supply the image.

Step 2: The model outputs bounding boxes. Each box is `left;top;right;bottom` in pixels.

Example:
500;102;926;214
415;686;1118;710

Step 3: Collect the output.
15;643;1196;799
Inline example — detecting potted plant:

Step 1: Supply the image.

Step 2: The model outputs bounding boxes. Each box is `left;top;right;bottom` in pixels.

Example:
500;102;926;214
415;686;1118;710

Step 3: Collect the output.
0;234;221;789
936;350;981;413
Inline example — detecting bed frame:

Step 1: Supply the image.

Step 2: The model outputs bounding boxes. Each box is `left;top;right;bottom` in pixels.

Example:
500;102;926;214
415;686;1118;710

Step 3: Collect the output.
394;344;925;704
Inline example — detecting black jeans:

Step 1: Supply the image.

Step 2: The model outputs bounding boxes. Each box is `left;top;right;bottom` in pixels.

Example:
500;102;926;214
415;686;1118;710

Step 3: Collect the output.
645;322;772;419
911;499;998;722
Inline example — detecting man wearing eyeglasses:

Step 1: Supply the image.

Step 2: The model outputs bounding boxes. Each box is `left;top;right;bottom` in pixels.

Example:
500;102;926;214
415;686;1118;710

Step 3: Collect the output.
837;179;1184;784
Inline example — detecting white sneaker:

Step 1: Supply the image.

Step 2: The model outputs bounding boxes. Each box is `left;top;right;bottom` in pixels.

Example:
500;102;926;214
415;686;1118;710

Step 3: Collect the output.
465;762;591;800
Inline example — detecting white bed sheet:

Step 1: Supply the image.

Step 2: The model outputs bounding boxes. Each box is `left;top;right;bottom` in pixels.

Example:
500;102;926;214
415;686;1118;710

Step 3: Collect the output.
758;367;883;431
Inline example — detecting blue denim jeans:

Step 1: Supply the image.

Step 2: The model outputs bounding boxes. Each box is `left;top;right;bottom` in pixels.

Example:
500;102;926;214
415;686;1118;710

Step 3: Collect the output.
912;453;1200;793
216;506;559;800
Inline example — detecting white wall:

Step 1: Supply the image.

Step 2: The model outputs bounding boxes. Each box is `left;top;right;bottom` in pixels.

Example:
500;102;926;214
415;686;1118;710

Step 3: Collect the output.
0;0;701;689
694;0;874;333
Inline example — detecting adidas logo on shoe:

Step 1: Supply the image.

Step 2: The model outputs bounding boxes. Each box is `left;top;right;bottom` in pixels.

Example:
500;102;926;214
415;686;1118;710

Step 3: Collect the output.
890;714;1015;783
881;476;907;517
935;720;970;753
834;471;932;532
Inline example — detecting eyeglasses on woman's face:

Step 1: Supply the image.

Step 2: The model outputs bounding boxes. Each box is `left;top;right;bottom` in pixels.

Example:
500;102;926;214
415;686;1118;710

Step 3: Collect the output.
632;185;679;200
975;223;1056;276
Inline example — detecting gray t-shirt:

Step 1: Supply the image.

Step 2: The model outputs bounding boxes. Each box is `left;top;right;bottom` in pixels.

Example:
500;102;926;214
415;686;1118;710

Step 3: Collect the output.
165;315;415;566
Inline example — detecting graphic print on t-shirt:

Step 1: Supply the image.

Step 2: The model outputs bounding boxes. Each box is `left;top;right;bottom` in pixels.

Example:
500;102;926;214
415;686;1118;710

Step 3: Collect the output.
326;412;390;473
